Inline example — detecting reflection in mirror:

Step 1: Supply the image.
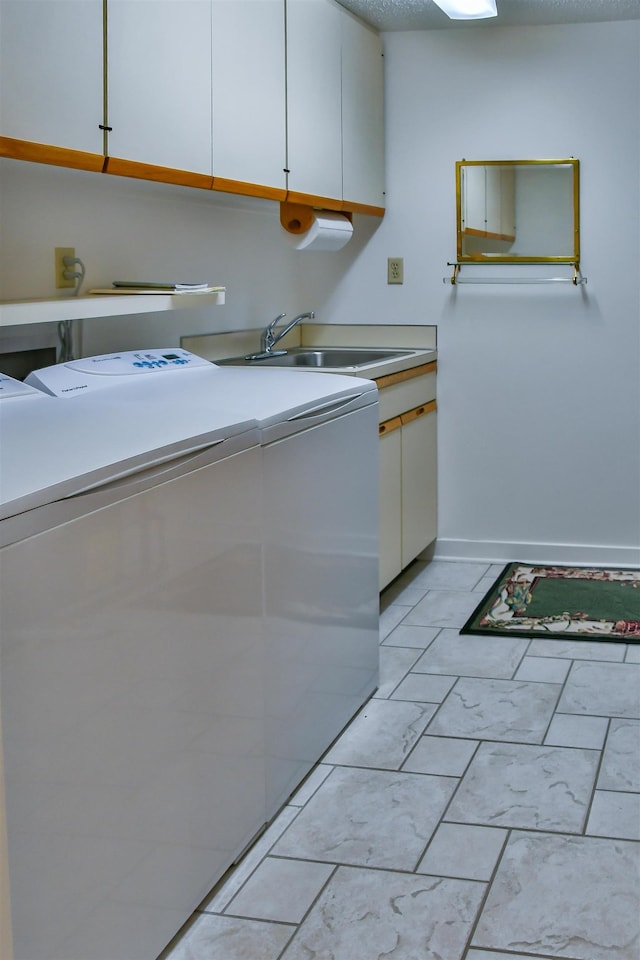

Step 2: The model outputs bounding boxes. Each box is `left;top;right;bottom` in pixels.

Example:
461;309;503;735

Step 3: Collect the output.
456;159;579;263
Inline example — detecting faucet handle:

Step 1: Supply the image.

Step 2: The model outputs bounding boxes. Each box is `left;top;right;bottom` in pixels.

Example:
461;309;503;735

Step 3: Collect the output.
267;312;286;332
262;313;287;352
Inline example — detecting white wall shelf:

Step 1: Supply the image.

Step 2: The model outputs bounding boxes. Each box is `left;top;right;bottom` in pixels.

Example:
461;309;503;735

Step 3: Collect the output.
0;290;225;328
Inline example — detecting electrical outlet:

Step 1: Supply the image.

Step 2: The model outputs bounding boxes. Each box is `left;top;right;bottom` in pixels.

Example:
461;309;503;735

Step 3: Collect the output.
55;246;76;289
387;257;404;284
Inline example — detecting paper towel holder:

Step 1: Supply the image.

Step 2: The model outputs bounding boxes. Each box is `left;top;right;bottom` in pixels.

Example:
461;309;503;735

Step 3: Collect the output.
280;201;352;235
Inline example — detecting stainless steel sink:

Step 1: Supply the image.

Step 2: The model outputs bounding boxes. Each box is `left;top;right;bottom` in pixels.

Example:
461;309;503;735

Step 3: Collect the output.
218;347;415;369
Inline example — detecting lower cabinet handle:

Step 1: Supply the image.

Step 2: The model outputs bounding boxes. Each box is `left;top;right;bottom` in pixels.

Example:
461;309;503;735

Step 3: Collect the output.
379;415;402;436
401;400;437;425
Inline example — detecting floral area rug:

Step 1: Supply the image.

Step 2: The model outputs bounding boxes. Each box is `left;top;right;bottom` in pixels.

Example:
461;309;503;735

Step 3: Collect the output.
461;563;640;643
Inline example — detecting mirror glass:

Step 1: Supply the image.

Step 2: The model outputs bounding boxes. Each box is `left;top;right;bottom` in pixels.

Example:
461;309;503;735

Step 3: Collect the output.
456;159;579;263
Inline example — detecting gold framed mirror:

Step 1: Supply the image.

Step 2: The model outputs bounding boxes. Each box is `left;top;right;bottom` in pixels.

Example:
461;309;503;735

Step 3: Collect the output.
456;158;579;264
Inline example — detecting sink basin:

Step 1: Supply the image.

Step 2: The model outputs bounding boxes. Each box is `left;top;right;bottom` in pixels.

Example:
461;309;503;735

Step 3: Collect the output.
218;347;415;369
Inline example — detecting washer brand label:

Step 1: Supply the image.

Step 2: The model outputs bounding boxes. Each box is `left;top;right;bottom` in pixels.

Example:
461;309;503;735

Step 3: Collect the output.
61;384;88;393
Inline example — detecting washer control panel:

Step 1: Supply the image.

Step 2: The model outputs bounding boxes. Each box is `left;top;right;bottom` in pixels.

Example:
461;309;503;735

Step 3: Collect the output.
68;349;211;375
26;349;215;396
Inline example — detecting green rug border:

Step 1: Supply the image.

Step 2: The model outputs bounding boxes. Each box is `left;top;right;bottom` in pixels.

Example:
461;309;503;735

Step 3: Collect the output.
461;561;640;644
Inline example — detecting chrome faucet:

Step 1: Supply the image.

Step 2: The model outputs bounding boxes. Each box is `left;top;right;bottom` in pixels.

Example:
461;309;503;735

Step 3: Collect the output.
259;311;316;356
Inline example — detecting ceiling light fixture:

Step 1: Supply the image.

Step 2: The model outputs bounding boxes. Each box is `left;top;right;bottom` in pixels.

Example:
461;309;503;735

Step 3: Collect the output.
432;0;497;19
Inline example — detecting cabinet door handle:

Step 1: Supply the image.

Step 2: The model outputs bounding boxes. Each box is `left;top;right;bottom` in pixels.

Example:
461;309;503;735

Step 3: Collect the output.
400;400;437;426
379;415;402;436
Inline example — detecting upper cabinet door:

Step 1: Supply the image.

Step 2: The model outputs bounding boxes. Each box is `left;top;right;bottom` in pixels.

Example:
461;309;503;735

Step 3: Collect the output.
286;0;342;202
211;1;286;191
341;10;384;209
107;0;213;174
0;0;103;154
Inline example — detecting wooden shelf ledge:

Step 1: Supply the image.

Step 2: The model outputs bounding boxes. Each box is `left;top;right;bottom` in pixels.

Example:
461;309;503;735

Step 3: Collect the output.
1;137;385;219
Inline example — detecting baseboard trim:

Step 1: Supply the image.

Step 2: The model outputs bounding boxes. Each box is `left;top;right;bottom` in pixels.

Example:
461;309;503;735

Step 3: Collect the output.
431;538;640;569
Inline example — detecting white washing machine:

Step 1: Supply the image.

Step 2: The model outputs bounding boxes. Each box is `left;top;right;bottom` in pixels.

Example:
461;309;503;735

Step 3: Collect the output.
30;354;381;821
1;357;264;960
3;349;380;959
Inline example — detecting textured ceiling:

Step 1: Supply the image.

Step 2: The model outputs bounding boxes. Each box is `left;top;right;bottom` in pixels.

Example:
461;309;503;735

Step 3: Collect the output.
337;0;640;32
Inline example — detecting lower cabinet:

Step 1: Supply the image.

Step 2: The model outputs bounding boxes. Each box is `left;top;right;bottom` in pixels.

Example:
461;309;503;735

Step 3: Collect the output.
379;396;437;590
379;419;403;589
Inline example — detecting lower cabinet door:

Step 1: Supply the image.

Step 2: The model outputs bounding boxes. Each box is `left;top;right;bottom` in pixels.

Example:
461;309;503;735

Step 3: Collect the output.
378;420;402;590
401;403;437;569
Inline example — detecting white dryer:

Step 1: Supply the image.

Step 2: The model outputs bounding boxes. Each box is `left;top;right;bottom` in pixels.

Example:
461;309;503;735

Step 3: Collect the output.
200;366;381;818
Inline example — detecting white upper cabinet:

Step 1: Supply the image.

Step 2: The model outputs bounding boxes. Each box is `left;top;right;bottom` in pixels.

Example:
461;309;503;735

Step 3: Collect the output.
341;10;384;208
0;0;103;154
106;0;213;174
285;0;343;201
286;0;384;208
1;0;384;210
211;1;286;190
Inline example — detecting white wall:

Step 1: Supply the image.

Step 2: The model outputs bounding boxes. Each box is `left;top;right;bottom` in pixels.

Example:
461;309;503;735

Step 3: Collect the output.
311;19;639;566
0;161;332;350
0;156;387;350
1;18;638;566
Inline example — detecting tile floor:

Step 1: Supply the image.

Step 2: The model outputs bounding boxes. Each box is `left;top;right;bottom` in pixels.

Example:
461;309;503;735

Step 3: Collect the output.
162;559;640;960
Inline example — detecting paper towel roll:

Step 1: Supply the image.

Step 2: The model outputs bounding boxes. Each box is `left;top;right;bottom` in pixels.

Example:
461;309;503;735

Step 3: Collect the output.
285;211;353;251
